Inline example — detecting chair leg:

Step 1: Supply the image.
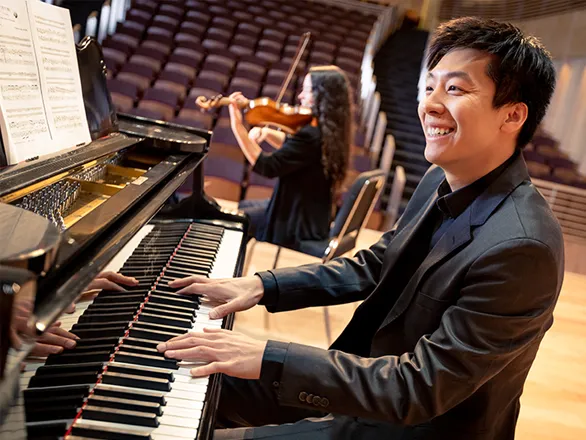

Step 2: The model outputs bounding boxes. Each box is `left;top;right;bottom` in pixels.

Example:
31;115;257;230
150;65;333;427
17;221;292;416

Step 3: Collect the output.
272;246;282;269
323;307;332;346
242;239;258;276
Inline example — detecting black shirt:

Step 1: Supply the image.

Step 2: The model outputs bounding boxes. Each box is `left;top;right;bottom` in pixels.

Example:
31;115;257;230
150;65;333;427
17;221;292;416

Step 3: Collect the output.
252;124;332;248
256;151;519;392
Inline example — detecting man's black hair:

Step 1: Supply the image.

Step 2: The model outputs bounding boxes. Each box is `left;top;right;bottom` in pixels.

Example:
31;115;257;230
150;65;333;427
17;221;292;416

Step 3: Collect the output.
427;17;556;148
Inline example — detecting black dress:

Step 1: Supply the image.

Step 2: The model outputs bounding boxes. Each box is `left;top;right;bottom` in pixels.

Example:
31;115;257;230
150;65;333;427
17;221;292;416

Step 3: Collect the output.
246;124;332;248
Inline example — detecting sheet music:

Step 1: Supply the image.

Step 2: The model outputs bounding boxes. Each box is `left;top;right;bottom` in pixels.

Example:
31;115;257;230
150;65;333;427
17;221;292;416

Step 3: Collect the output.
26;0;90;149
0;0;90;165
0;0;52;164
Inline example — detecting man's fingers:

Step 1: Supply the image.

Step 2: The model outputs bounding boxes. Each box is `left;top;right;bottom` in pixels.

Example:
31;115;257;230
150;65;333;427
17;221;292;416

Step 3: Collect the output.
47;325;79;340
169;275;211;288
103;272;138;286
90;279;127;292
190;362;225;377
209;297;246;320
165;346;220;361
37;332;77;349
160;336;209;352
29;343;64;357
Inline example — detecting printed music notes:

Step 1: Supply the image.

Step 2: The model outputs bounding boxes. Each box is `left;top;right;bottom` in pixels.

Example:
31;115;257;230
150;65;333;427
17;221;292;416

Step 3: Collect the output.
0;0;90;165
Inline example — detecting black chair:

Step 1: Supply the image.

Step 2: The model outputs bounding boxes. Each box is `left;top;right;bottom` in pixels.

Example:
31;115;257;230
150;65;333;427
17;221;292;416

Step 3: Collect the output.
245;169;386;343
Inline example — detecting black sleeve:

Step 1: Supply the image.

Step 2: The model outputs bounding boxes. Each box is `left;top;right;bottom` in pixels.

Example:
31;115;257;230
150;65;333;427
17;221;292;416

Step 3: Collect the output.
271;239;561;424
252;126;320;179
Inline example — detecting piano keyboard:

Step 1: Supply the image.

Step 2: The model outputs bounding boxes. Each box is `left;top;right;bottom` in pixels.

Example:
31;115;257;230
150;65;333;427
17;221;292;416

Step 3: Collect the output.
19;220;244;440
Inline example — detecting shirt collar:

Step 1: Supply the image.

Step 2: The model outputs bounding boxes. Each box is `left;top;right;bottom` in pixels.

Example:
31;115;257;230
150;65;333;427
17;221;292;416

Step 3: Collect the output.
436;150;520;219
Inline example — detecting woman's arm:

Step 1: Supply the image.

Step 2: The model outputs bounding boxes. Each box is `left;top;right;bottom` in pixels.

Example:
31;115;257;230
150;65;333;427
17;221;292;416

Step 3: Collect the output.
228;93;262;165
250;127;287;149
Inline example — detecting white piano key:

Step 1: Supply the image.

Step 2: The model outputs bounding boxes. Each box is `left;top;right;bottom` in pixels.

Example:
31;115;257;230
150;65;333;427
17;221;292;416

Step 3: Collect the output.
25;223;244;440
102;225;155;273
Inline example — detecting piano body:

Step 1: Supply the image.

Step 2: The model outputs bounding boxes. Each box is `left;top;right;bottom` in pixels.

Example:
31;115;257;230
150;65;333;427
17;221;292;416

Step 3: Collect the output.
0;37;248;440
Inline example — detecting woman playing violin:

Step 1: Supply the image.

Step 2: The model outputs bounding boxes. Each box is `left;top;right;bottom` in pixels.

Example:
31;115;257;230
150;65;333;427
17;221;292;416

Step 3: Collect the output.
228;65;353;248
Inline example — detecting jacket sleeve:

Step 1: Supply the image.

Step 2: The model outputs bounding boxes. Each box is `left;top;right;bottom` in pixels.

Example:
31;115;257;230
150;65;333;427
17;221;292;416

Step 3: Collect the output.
252;127;320;179
273;238;561;424
257;228;395;312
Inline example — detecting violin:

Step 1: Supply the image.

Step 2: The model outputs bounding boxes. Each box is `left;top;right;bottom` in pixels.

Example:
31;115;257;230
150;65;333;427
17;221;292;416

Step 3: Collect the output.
195;95;313;133
195;32;313;134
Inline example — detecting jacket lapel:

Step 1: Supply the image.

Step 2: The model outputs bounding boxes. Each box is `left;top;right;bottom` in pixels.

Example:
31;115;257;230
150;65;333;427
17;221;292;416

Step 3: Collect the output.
378;207;473;330
376;189;439;284
376;153;531;331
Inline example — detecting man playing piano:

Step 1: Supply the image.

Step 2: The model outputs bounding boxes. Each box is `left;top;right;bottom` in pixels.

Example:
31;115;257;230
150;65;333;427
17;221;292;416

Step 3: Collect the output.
158;17;564;440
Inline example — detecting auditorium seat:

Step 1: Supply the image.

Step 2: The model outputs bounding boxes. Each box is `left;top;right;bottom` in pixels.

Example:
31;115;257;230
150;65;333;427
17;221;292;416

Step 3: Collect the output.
173;108;213;130
244;172;276;200
204;157;245;202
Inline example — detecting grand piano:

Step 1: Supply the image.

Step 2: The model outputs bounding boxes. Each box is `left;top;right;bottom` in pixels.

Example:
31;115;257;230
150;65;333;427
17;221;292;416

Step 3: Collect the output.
0;37;248;440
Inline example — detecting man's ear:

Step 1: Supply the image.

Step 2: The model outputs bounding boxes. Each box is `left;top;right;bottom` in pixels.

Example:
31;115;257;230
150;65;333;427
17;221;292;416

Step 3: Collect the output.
501;102;528;135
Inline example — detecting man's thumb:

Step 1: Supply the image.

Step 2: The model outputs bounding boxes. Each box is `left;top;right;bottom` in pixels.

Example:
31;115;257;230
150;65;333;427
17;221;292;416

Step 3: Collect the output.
209;298;242;320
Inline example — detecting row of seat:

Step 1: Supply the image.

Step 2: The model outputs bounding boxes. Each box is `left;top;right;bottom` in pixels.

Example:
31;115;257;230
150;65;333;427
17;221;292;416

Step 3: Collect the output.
105;0;372;127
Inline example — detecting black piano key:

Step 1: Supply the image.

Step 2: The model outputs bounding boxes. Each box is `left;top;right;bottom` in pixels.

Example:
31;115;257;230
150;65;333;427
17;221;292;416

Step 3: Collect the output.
120;344;167;358
44;350;112;365
93;383;166;405
75;337;121;347
101;371;171;392
148;293;199;308
71;424;151;440
83;305;140;315
132;320;187;335
145;293;197;306
121;337;160;349
82;405;159;428
71;326;128;339
27;419;71;439
164;268;208;278
142;303;195;320
25;403;82;422
181;237;220;247
120;267;161;279
34;362;104;376
175;248;217;259
107;361;174;381
170;255;214;268
87;394;163;416
88;300;144;311
128;327;180;342
24;384;91;399
78;312;137;324
168;259;212;272
25;393;86;410
72;321;130;331
180;238;220;252
28;371;99;387
114;351;178;370
94;290;149;299
138;312;193;329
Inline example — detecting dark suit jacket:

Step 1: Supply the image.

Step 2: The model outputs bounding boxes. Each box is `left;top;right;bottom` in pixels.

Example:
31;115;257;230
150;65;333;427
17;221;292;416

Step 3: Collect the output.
252;124;332;248
260;154;564;439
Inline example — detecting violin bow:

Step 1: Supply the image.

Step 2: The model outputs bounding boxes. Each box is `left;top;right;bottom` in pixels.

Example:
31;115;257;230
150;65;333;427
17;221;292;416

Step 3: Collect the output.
275;32;311;106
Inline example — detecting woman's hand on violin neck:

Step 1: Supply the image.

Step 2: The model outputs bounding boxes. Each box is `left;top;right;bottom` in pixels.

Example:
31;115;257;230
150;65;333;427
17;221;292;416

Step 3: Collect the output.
229;91;249;106
228;92;247;127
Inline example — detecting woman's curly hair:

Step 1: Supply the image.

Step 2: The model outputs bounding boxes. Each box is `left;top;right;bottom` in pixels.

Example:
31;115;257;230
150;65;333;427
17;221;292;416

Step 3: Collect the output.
309;66;353;189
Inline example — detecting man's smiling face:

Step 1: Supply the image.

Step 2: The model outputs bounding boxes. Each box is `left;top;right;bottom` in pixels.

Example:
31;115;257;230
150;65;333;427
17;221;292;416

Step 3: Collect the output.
418;48;513;172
